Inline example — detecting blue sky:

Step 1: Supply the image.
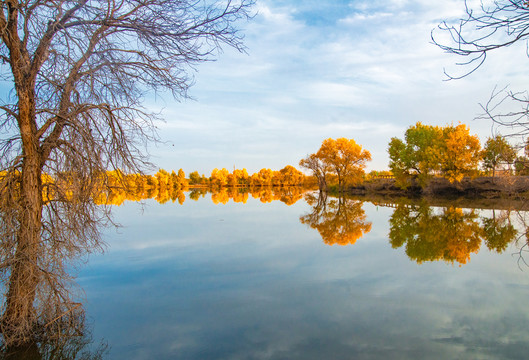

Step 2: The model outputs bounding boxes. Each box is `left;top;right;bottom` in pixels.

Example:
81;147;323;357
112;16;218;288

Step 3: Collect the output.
148;0;529;175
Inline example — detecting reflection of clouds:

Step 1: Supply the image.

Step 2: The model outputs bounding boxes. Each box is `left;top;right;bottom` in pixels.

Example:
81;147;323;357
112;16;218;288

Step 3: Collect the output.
82;198;529;359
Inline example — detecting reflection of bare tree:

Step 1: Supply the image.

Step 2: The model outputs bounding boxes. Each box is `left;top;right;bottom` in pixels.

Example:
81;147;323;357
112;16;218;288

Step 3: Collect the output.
389;201;518;265
300;193;371;246
1;326;108;360
0;290;107;359
508;210;529;269
0;225;108;355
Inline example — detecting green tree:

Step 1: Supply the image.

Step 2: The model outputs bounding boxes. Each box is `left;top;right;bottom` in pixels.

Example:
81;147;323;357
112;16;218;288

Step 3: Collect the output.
388;122;444;187
482;135;516;176
388;122;482;187
481;210;517;253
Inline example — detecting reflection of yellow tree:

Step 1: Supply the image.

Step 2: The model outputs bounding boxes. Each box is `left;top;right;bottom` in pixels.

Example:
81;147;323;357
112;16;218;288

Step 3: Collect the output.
95;180;305;206
300;193;372;246
389;202;517;265
189;188;208;201
277;186;304;205
211;188;230;204
94;169;188;205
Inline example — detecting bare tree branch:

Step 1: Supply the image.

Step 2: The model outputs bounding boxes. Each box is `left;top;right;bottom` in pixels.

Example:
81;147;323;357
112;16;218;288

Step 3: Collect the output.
0;0;255;346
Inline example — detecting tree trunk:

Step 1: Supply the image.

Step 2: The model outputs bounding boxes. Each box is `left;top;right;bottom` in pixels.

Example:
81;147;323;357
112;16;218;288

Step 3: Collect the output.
2;93;43;344
3;154;43;343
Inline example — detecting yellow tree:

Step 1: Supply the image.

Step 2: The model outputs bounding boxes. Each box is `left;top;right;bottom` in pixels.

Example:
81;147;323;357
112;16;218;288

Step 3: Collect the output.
177;169;188;189
278;165;305;186
232;168;249;186
316;138;371;192
255;168;274;186
210;168;229;187
440;124;482;182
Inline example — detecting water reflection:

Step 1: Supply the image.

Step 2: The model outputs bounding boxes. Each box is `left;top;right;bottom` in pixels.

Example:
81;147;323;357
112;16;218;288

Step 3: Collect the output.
104;185;306;206
300;192;372;246
299;193;523;265
193;186;305;206
0;319;107;360
5;187;529;358
388;200;518;265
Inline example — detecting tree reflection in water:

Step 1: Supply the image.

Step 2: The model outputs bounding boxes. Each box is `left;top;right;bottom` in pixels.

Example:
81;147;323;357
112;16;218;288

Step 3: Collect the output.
388;200;518;265
300;192;372;245
0;315;107;360
0;186;306;351
105;185;307;206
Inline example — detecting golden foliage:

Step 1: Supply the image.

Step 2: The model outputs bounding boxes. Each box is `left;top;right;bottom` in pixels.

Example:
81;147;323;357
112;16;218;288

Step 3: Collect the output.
12;166;308;206
301;138;371;191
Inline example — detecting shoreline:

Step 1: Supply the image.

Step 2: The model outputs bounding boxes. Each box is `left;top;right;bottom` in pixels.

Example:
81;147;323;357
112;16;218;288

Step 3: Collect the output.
345;176;529;200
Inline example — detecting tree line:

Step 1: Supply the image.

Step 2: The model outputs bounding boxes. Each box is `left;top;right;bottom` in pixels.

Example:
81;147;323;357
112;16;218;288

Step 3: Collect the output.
389;122;529;189
188;165;309;187
299;128;529;194
98;170;305;206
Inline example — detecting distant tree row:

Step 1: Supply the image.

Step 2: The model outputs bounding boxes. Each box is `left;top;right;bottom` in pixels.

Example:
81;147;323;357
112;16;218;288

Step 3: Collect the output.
188;165;307;187
96;169;190;205
388;122;527;188
6;164;309;207
95;181;304;207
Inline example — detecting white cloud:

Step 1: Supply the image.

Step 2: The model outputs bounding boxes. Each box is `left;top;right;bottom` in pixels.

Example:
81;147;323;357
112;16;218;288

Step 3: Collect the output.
148;0;529;174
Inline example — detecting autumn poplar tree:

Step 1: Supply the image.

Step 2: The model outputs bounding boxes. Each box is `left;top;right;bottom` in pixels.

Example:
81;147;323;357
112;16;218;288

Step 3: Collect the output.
0;0;253;346
388;122;481;187
301;138;371;192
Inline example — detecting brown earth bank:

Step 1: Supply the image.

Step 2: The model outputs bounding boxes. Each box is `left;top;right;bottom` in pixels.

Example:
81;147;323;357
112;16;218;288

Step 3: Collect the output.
348;176;529;200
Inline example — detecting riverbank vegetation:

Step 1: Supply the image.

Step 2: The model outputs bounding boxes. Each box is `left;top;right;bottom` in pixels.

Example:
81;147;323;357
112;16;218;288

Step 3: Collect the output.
298;127;529;199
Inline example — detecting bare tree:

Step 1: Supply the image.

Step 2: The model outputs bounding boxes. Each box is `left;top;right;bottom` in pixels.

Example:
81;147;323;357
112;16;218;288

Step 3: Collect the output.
299;153;328;192
0;0;253;346
433;0;529;79
432;0;529;139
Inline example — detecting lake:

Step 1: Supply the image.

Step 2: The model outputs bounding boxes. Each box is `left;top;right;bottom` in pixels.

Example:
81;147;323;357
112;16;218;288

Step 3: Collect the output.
77;190;529;360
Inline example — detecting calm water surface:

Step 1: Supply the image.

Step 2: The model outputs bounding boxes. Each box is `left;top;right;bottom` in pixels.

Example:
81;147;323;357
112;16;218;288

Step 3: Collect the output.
78;191;529;360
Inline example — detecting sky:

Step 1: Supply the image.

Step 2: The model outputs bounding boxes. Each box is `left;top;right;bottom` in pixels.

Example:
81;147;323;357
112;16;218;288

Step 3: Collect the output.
147;0;529;175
